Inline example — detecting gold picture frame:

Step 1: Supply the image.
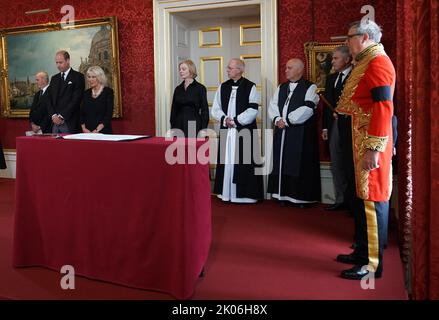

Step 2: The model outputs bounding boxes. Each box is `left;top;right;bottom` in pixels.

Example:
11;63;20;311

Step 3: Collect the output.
304;41;345;92
0;16;122;118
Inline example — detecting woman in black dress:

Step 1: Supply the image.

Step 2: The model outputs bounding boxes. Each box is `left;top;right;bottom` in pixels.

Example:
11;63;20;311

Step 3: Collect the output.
81;66;113;134
170;59;209;137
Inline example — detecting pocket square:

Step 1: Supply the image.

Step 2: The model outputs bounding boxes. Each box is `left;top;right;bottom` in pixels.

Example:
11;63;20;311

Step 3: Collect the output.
68;81;73;84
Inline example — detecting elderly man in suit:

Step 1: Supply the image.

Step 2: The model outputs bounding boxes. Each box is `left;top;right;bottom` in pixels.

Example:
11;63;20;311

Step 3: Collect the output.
29;71;52;134
48;50;85;134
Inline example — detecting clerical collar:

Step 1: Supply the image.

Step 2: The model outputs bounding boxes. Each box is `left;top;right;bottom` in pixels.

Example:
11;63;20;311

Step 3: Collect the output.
232;77;243;85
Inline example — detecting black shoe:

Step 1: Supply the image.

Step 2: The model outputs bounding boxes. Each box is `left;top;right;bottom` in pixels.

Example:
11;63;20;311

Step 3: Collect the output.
336;253;361;264
296;203;317;209
340;265;382;280
325;203;348;211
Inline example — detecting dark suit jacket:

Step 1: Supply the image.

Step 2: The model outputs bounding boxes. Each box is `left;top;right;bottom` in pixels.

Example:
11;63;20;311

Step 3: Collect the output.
29;87;52;133
48;69;85;133
322;71;349;136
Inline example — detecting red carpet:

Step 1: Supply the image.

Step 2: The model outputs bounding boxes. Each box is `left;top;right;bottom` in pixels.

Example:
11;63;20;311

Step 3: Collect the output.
0;178;407;299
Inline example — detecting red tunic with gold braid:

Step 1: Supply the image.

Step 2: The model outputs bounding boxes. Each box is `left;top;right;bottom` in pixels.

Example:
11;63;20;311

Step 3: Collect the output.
337;44;395;202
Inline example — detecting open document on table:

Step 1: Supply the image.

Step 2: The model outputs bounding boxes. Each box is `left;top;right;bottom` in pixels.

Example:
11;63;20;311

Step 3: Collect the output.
62;133;150;141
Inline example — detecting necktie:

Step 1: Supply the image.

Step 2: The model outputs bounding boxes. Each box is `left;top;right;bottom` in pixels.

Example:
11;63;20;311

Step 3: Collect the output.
335;72;343;92
61;72;65;82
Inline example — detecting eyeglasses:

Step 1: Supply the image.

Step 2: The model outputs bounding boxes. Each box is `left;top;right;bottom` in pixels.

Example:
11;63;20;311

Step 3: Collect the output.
346;33;363;39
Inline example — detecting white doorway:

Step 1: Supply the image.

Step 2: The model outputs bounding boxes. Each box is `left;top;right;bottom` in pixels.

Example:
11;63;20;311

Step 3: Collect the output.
153;0;278;196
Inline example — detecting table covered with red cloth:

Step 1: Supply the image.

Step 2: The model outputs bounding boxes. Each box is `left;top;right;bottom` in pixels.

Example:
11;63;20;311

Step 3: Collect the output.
13;136;211;299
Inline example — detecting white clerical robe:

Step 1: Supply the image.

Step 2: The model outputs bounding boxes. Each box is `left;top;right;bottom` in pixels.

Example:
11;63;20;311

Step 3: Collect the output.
268;82;320;203
211;82;260;203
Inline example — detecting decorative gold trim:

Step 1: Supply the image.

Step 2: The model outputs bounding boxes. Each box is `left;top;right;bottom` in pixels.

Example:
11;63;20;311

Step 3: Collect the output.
304;41;344;92
240;54;261;60
240;54;261;86
200;56;223;88
364;200;380;271
364;135;388;152
199;27;222;48
0;16;122;118
240;23;261;46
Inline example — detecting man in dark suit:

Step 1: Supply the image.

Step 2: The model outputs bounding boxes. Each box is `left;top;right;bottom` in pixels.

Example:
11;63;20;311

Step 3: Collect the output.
48;50;85;133
29;71;52;134
322;45;352;211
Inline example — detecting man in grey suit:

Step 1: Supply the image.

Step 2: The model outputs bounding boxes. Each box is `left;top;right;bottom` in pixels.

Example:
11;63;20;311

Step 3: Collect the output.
321;46;352;211
48;50;85;134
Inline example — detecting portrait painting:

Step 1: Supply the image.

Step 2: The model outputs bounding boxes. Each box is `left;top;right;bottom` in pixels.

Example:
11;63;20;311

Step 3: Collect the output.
0;17;122;118
304;41;345;92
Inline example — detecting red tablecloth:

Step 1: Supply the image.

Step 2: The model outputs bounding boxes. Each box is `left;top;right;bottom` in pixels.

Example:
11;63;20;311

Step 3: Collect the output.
13;136;211;299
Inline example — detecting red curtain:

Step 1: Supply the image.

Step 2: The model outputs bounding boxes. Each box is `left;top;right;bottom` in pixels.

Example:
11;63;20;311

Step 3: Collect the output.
395;0;415;296
398;0;439;299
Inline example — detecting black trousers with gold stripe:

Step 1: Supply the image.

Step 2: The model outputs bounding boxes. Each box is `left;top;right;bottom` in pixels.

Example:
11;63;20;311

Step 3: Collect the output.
353;198;388;273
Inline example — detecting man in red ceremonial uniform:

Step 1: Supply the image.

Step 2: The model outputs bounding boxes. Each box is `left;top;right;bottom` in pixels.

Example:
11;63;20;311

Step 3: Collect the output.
335;20;395;280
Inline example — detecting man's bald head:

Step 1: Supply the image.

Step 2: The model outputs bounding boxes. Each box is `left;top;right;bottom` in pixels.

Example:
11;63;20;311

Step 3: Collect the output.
285;58;304;82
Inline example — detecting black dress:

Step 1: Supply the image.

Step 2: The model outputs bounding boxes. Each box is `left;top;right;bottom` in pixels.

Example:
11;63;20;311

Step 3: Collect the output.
81;87;114;134
170;79;209;137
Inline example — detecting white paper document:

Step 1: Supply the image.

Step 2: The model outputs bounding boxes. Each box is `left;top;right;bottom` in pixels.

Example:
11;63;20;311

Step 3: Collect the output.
62;133;150;141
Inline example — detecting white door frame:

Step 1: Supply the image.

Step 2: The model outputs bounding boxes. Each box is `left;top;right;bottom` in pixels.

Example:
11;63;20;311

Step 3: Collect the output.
153;0;278;138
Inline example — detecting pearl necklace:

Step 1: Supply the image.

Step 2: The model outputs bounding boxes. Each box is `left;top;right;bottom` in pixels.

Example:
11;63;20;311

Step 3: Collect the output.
92;86;103;98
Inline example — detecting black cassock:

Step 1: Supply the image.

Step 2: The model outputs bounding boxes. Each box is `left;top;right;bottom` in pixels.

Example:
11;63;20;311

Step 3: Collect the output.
212;77;263;201
267;78;321;202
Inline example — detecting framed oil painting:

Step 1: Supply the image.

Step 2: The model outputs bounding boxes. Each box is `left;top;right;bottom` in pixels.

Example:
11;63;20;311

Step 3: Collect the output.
0;16;122;118
304;41;345;92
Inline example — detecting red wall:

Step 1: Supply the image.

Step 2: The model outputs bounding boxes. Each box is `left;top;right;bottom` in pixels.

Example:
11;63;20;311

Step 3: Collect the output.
0;0;396;149
0;0;155;149
279;0;397;81
278;0;396;160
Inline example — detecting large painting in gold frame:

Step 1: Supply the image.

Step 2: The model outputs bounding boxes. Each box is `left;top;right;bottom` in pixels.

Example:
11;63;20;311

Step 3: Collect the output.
0;16;122;118
304;41;345;92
